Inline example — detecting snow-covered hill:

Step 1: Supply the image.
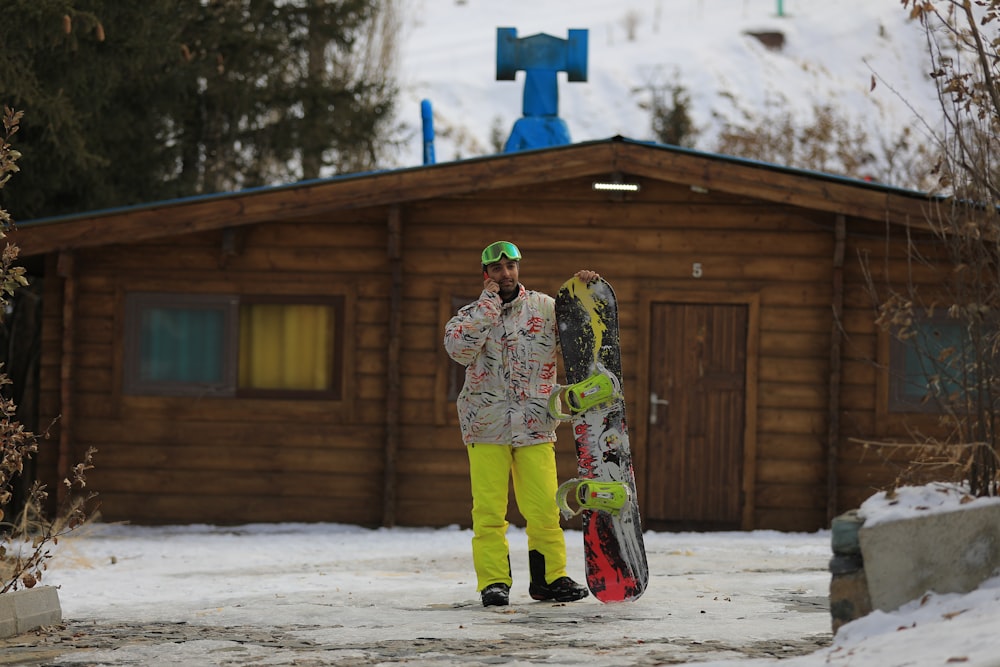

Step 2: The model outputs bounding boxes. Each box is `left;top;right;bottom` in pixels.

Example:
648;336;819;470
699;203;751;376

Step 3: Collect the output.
392;0;942;176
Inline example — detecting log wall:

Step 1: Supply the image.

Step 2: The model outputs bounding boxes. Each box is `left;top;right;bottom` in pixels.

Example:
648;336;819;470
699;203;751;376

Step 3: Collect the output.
31;170;933;531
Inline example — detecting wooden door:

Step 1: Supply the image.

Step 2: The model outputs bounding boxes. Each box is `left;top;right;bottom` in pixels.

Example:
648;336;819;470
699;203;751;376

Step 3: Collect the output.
646;302;748;530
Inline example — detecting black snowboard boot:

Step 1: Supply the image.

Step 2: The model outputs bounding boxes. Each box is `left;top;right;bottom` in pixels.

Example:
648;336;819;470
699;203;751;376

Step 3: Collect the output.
528;550;589;602
529;576;589;602
481;583;510;607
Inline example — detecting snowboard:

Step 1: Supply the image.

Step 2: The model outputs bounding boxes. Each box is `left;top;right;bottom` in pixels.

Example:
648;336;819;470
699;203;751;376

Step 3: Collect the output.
553;276;648;602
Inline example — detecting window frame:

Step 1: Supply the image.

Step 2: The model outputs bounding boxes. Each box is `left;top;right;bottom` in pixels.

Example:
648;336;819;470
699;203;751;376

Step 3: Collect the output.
123;291;345;400
123;292;239;397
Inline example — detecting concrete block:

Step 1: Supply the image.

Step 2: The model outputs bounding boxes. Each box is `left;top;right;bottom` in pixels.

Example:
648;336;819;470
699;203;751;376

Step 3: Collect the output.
0;600;15;638
859;503;1000;612
0;586;62;638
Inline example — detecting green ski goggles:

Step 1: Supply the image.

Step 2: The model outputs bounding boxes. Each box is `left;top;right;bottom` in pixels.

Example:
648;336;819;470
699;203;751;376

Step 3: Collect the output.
481;241;522;265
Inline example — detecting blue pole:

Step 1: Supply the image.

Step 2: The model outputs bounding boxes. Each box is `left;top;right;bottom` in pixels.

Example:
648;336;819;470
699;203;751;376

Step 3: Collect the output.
777;0;784;16
420;99;435;166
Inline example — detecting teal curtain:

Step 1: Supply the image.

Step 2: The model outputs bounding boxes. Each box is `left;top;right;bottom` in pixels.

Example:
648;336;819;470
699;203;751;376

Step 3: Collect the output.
901;320;968;402
139;307;224;383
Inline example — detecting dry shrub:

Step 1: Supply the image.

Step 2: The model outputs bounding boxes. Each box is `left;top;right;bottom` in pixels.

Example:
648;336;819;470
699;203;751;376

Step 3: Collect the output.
1;106;98;593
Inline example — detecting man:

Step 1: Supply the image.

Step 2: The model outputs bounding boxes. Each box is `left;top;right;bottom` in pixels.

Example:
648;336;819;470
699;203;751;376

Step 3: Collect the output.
444;240;593;607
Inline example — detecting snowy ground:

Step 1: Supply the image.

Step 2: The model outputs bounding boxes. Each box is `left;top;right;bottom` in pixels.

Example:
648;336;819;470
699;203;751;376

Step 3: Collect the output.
3;487;1000;667
4;526;834;666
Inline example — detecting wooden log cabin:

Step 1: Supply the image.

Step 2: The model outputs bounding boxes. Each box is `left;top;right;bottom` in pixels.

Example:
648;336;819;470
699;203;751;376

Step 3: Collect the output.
8;136;948;531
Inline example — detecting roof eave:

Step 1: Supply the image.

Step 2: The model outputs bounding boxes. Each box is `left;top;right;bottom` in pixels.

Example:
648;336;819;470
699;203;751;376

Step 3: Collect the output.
9;138;942;257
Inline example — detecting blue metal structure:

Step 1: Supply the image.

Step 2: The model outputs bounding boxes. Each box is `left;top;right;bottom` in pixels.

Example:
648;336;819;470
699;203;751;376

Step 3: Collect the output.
421;99;436;165
496;27;588;153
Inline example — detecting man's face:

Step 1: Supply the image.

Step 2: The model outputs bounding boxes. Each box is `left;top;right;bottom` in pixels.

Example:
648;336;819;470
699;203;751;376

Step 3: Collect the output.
486;258;519;299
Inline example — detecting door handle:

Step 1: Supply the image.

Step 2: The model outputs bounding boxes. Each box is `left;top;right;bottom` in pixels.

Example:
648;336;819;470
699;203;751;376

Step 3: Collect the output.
650;392;669;424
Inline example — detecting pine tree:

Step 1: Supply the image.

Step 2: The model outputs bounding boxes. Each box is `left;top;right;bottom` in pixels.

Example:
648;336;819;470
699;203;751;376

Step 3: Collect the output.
0;0;399;220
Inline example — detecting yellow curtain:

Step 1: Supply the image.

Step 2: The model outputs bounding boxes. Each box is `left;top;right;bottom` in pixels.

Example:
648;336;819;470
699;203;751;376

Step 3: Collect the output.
239;304;332;390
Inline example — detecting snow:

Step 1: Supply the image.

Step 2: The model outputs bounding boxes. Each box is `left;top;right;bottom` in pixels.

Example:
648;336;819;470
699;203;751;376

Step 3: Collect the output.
858;481;1000;527
10;485;995;666
391;0;944;172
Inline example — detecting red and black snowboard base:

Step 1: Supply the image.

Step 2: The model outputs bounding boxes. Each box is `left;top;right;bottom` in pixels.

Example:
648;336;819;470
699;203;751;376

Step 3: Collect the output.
555;276;648;602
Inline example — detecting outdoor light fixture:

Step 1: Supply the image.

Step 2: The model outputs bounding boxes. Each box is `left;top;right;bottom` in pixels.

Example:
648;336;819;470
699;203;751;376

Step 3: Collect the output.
592;181;640;192
592;173;640;193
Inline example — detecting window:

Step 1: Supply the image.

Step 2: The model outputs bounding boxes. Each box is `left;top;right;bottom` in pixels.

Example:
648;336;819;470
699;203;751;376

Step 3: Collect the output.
888;314;971;413
125;292;344;398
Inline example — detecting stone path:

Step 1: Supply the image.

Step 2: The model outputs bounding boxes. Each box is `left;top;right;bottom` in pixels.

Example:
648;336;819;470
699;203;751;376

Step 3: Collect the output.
2;615;830;666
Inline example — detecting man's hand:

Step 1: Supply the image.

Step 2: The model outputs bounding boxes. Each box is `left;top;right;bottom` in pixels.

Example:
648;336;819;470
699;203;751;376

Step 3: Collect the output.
575;270;600;283
484;277;500;293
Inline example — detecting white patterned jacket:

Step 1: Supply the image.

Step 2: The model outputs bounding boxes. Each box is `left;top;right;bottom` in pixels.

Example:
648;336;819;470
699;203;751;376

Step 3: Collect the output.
444;284;560;446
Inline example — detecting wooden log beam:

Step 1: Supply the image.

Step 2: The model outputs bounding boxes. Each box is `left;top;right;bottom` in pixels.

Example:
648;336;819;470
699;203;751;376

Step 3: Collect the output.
383;206;403;527
827;215;846;524
56;251;74;506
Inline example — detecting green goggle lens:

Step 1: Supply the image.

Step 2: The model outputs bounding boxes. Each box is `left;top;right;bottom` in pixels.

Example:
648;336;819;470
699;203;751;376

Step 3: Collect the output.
481;241;522;265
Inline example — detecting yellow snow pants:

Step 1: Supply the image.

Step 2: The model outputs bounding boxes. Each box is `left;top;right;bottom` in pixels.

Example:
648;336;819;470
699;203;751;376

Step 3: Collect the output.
467;442;569;591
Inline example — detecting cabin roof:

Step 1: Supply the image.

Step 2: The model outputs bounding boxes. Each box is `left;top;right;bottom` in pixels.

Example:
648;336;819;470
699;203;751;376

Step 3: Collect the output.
10;136;939;257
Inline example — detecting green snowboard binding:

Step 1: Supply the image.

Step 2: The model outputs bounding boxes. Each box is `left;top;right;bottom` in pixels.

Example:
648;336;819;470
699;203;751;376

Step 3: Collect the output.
548;368;621;420
556;478;633;519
